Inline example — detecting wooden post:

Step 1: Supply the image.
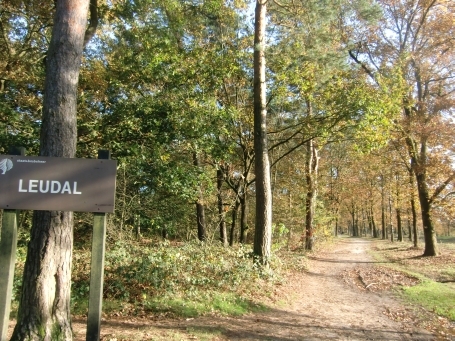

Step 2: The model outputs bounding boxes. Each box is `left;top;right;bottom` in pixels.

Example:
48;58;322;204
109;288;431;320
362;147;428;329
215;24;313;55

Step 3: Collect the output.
0;210;18;341
0;147;25;341
86;150;110;341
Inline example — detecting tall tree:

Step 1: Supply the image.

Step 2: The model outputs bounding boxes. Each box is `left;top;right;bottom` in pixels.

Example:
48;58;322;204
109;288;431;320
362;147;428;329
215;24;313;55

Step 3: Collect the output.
304;101;319;250
349;0;455;256
11;0;96;339
253;0;273;263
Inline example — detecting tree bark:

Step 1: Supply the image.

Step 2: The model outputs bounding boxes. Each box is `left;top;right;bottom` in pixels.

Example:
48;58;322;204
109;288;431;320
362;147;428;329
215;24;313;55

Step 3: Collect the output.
229;199;240;247
396;208;403;242
304;135;318;250
11;0;90;339
252;0;272;264
396;175;403;242
406;132;439;255
193;152;206;242
381;175;386;239
239;189;249;244
217;169;228;246
389;196;394;242
416;171;439;256
371;206;378;238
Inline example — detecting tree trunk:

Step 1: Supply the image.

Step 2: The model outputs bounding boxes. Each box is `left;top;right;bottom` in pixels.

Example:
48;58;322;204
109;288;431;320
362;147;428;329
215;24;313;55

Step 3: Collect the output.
396;208;403;242
381;175;386;239
252;0;272;264
239;189;249;244
349;205;356;237
409;169;418;247
407;210;412;242
304;128;318;250
371;206;378;238
405;110;438;255
193;153;206;242
335;216;338;237
12;0;90;339
229;199;240;247
395;174;403;242
389;196;394;242
217;169;228;246
415;172;439;256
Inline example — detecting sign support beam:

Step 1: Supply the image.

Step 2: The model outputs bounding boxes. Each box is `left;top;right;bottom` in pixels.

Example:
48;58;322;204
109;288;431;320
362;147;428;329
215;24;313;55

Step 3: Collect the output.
86;150;110;341
0;147;24;341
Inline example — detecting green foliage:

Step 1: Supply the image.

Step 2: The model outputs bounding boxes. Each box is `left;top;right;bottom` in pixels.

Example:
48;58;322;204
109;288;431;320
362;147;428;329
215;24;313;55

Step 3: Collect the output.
271;223;289;251
71;240;282;317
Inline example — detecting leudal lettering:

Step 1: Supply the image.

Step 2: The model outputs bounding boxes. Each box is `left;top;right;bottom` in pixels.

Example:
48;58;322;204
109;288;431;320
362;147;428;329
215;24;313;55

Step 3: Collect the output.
18;179;82;195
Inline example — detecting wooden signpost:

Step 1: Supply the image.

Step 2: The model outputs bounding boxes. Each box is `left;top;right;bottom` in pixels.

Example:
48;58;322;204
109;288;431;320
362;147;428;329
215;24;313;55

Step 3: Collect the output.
0;148;117;341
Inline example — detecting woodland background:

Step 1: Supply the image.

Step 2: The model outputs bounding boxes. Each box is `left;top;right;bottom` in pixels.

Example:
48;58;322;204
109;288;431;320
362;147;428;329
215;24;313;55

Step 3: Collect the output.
1;0;455;339
2;0;454;248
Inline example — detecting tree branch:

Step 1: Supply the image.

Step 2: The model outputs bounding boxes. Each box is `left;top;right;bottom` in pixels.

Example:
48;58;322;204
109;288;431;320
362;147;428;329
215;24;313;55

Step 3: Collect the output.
429;172;455;205
83;0;98;48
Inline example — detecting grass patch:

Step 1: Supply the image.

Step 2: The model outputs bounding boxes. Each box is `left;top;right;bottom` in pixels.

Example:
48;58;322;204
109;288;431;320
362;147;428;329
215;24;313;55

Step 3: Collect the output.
438;236;455;244
400;281;455;320
369;239;455;321
143;292;267;318
144;297;205;318
187;327;223;341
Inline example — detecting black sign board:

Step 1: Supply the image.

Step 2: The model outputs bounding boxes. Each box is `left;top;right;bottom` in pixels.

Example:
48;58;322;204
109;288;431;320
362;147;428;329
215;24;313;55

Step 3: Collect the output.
0;155;117;212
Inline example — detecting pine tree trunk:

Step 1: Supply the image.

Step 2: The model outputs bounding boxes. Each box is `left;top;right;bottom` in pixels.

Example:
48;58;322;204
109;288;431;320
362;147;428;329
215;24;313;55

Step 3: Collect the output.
11;0;90;339
252;0;272;263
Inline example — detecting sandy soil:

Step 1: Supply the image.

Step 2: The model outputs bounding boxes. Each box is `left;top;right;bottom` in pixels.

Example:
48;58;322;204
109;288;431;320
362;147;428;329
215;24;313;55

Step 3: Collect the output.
8;238;449;340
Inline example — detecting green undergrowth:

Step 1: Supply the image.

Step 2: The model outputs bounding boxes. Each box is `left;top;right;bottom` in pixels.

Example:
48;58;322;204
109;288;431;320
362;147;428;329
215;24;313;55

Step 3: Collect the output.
70;239;294;317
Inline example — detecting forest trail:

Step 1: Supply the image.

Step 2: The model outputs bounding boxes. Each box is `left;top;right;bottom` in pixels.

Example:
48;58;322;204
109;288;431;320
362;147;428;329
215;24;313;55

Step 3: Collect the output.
70;237;437;340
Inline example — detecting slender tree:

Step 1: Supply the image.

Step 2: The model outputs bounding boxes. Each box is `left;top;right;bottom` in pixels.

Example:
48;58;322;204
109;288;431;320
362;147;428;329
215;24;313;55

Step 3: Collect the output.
253;0;273;263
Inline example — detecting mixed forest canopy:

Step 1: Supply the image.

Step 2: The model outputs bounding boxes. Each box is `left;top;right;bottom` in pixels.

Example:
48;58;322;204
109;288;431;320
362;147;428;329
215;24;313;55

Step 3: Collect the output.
1;0;455;339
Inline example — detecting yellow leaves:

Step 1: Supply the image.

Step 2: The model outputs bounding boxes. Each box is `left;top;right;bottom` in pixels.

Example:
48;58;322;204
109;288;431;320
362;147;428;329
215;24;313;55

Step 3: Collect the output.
160;153;170;162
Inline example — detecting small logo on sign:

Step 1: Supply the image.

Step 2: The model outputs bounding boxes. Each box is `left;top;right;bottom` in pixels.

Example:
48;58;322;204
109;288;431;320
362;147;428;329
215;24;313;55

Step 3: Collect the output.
0;158;13;174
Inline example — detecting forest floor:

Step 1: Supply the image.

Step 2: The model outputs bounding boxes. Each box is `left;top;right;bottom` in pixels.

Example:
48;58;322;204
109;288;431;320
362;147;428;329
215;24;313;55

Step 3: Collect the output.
7;237;455;340
73;237;454;341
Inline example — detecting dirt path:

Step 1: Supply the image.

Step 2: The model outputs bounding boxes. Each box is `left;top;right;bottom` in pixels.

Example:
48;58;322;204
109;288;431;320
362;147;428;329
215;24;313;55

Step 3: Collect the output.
69;237;435;340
